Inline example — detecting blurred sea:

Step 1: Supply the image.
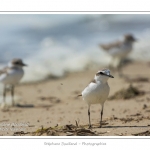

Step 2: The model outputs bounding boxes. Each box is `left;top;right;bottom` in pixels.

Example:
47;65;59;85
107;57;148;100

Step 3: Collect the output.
0;14;150;82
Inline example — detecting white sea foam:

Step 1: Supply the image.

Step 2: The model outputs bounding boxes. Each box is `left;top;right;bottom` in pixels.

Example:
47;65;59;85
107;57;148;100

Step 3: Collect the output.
22;37;111;82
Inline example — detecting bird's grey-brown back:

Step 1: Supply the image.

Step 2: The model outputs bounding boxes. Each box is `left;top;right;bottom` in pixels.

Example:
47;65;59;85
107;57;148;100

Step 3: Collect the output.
0;66;9;76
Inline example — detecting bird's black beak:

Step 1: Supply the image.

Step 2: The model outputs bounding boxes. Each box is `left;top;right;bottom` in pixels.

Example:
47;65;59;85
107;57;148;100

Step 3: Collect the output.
108;74;114;78
22;63;27;66
100;72;114;78
133;38;137;42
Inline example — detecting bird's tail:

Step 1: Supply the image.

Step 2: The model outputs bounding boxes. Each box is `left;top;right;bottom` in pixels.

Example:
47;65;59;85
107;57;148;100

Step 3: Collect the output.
75;94;82;99
99;44;110;51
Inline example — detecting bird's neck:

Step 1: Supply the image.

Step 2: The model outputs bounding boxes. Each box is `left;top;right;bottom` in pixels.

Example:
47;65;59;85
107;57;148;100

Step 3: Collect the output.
95;78;107;84
124;40;133;45
9;65;23;70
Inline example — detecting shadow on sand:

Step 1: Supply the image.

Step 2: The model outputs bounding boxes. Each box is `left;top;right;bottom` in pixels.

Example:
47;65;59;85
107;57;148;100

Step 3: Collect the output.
102;125;149;128
15;104;52;108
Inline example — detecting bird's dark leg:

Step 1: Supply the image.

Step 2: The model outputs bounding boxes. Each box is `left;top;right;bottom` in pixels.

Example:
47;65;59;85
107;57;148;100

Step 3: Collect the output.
88;105;92;128
3;85;6;103
99;104;104;128
118;58;128;78
118;60;123;77
109;59;114;72
11;85;15;106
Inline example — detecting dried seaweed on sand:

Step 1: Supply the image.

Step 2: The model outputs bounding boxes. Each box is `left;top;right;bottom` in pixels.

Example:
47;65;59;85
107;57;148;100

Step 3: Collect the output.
30;124;98;136
109;85;145;100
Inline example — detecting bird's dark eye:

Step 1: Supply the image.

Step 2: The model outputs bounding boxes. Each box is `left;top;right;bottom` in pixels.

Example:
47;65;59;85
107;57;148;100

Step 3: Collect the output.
100;72;104;75
96;72;104;76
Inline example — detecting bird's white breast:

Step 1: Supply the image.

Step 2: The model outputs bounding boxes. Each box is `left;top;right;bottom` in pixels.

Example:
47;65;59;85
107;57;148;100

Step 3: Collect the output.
0;68;24;85
109;43;132;58
82;81;110;105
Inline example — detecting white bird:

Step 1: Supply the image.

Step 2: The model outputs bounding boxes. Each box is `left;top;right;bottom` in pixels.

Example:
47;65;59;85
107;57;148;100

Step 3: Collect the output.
78;69;114;128
0;58;27;106
100;34;136;70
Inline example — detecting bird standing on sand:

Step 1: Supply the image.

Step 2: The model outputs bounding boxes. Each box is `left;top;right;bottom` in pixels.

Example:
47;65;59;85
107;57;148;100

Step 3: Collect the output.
79;69;114;128
0;58;27;106
100;34;136;72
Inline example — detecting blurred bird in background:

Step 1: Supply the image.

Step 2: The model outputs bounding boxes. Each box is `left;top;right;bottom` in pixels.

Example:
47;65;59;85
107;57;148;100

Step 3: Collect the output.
0;58;27;106
100;34;137;75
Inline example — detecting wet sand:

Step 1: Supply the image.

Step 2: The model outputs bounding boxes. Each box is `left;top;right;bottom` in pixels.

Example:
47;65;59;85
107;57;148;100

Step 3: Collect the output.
0;61;150;136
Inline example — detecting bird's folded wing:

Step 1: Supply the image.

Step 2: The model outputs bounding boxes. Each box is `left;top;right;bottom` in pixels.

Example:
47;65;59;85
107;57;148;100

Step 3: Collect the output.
100;41;122;51
0;66;9;75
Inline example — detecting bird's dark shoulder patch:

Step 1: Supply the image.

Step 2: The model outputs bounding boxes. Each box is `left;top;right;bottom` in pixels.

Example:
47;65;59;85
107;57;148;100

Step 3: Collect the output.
91;79;96;83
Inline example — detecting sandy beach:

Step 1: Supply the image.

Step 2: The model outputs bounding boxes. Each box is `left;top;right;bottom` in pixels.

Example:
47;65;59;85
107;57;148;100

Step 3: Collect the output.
0;61;150;136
